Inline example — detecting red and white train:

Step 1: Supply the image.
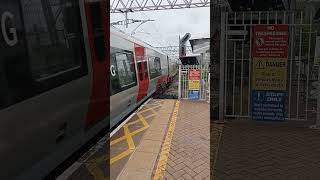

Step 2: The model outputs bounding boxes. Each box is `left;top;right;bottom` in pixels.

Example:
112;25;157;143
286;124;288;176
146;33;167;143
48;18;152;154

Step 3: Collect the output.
110;27;178;128
0;0;177;179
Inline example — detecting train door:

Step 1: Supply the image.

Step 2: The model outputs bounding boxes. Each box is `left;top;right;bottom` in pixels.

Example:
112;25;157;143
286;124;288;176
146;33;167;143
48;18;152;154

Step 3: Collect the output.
135;44;149;102
84;0;109;129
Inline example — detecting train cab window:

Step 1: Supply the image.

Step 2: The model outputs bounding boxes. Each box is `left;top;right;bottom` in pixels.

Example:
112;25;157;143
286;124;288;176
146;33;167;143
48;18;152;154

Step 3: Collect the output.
0;0;87;110
148;56;162;79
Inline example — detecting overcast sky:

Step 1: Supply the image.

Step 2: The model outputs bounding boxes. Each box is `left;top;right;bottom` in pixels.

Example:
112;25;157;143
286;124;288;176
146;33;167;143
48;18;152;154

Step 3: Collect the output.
110;7;210;47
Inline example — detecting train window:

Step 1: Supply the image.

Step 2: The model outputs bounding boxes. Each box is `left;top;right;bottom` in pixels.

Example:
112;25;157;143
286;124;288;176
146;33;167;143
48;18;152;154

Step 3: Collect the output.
148;56;162;79
110;47;137;95
115;53;136;88
143;61;148;79
138;62;143;81
20;0;87;82
0;0;87;110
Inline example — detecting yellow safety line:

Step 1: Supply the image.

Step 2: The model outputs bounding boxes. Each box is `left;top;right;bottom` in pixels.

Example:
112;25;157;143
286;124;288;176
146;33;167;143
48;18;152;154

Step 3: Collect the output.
124;125;135;150
144;114;156;119
109;101;162;165
110;116;156;146
139;105;161;114
110;114;156;145
110;136;127;145
137;113;149;127
153;100;180;180
126;119;142;126
110;149;133;165
129;123;149;137
148;107;158;115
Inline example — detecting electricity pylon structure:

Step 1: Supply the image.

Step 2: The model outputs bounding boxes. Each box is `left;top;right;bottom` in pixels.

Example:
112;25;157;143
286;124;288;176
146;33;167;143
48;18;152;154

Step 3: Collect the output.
110;0;227;13
155;46;192;59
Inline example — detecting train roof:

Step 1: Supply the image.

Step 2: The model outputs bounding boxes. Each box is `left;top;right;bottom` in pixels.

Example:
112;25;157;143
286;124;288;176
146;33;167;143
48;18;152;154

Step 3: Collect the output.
110;26;168;56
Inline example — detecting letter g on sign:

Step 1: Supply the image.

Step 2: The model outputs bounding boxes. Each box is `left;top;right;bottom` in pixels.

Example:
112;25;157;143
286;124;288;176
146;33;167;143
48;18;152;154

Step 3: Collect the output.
1;11;18;46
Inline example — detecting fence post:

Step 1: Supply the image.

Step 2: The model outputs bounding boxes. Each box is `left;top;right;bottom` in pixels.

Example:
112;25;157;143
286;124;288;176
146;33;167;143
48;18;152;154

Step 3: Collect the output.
199;65;202;99
178;65;181;99
208;72;210;102
219;11;226;122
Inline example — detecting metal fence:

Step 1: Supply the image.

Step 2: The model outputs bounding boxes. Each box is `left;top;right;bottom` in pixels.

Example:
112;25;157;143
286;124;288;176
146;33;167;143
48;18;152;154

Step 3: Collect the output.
178;64;210;100
219;10;320;121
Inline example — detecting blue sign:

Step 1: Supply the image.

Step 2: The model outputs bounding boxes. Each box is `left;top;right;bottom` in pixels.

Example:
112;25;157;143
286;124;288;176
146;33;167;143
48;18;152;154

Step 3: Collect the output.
252;90;287;121
188;90;199;100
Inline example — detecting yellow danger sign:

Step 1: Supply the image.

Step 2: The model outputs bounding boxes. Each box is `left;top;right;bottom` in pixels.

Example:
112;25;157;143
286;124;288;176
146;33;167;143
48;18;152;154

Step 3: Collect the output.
252;58;287;91
188;80;200;90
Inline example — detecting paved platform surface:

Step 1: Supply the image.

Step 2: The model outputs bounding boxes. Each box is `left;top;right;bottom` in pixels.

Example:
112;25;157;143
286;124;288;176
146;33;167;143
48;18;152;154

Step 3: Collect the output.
116;100;210;180
116;99;175;180
57;99;166;180
157;100;210;180
57;99;210;180
212;120;320;180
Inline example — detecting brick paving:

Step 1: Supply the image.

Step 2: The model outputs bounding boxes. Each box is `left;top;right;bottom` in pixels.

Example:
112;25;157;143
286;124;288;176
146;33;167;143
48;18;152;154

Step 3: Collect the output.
212;120;320;180
161;100;210;180
210;121;224;179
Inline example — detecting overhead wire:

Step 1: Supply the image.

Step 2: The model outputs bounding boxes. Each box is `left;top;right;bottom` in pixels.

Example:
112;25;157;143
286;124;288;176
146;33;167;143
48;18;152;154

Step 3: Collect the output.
139;11;175;47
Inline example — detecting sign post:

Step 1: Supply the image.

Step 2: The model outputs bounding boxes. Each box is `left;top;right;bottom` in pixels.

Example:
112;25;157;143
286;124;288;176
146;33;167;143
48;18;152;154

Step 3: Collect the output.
251;25;289;121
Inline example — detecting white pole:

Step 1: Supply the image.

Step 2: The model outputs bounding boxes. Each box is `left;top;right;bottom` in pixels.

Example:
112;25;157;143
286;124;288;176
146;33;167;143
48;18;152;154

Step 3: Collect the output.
178;65;181;99
208;72;211;103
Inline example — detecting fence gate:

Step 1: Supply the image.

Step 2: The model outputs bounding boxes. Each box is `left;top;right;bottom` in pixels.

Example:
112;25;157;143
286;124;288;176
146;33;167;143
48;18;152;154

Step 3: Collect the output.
178;64;210;101
220;10;320;122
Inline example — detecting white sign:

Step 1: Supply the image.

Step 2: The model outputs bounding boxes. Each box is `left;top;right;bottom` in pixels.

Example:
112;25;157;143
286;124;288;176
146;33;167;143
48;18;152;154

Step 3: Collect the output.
1;11;18;46
314;36;320;66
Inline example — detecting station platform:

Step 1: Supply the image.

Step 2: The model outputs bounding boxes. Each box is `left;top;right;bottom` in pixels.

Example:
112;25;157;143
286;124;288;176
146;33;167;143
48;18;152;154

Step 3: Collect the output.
57;98;209;180
112;99;210;180
211;120;320;179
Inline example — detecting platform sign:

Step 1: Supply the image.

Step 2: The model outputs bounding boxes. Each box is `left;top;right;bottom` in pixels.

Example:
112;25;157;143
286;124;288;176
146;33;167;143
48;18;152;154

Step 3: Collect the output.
188;69;200;91
188;90;199;100
189;69;200;80
251;25;289;121
252;90;287;121
252;58;287;90
252;25;289;59
188;80;200;90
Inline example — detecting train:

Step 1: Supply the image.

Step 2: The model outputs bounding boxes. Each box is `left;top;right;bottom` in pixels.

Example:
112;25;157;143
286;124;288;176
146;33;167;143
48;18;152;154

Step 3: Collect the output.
110;27;178;128
0;0;178;179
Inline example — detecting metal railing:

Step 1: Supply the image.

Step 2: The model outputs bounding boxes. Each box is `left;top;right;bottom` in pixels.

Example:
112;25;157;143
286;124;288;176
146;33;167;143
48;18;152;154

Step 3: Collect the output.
178;64;210;100
220;10;319;122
